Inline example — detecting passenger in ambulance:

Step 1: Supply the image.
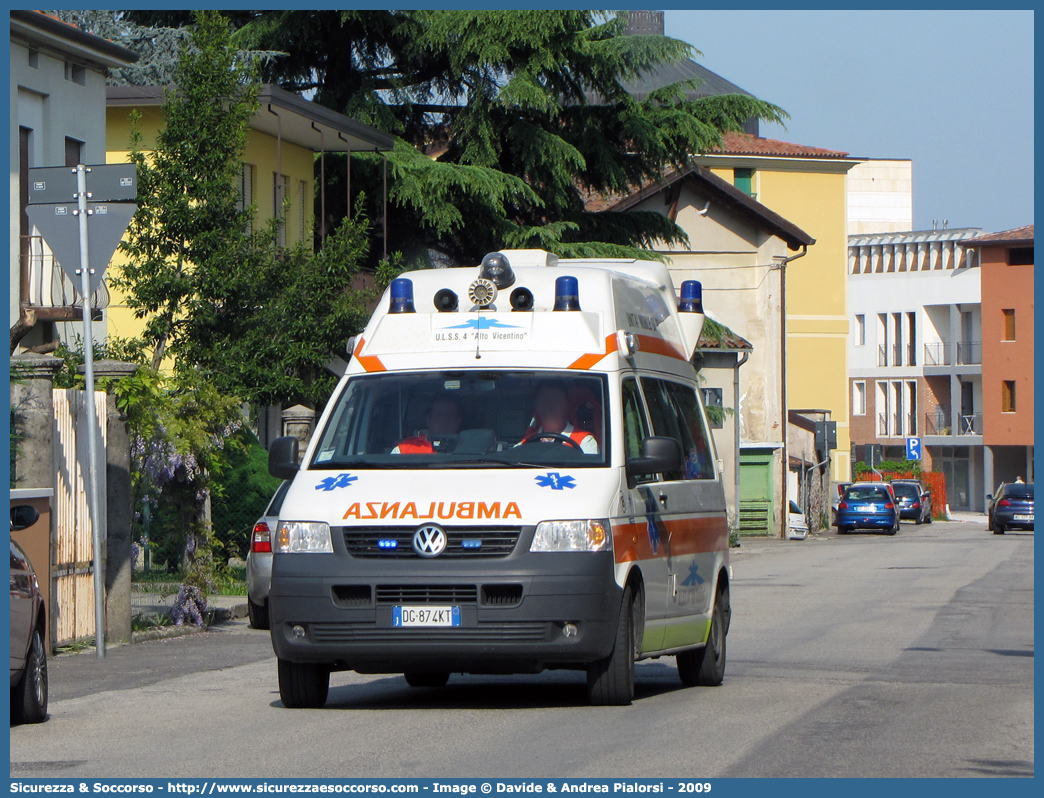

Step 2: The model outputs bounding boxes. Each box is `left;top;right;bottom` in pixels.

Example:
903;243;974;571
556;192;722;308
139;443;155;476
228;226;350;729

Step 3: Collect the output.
518;382;599;454
391;396;462;454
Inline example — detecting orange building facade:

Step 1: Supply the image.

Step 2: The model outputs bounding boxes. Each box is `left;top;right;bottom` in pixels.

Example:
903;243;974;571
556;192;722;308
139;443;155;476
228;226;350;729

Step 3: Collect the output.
976;225;1034;495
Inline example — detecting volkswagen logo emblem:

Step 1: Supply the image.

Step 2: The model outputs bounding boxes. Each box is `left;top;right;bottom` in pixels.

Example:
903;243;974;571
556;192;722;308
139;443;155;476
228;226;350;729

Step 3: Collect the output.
413;525;448;557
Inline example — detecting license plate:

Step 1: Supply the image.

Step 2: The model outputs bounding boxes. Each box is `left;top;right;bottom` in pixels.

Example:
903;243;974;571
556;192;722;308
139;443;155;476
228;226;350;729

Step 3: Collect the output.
858;505;877;512
1013;514;1033;522
393;606;461;627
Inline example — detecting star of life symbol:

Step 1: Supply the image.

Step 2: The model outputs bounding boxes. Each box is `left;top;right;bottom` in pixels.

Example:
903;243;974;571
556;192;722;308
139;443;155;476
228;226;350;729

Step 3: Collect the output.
315;473;358;491
534;472;576;490
681;560;705;587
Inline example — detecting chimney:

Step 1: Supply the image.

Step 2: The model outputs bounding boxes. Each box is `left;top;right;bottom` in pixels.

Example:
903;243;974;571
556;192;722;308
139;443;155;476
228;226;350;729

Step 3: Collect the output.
624;10;665;36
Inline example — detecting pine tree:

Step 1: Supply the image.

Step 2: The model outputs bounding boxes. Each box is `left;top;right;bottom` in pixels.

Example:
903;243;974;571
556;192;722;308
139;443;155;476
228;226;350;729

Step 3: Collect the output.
129;10;787;268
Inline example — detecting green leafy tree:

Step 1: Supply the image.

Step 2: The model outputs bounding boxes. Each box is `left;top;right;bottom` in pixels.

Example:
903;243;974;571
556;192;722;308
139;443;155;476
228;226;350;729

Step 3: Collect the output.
129;10;787;268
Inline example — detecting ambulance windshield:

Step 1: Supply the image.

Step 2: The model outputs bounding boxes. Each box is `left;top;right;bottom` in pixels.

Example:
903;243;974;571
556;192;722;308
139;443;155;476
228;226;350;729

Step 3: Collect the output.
311;371;608;468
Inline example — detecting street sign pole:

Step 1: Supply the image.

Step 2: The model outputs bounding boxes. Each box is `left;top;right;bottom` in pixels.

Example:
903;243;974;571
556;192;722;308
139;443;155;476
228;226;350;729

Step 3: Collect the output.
75;164;106;659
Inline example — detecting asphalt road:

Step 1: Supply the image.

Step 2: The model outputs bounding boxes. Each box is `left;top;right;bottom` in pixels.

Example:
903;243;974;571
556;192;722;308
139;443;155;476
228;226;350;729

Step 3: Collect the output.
10;520;1033;779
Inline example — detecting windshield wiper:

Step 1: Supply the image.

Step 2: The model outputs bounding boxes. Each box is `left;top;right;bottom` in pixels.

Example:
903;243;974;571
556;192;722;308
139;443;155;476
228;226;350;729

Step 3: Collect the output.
437;458;549;469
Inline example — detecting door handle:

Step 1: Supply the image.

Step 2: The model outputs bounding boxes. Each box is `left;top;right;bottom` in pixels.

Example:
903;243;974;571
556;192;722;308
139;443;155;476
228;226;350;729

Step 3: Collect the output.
659;492;668;508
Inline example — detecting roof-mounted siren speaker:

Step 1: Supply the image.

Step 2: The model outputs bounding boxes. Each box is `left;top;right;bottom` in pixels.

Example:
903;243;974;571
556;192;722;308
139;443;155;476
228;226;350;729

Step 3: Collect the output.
509;286;534;311
434;288;459;312
479;252;515;289
677;279;705;359
389;278;415;313
553;275;581;311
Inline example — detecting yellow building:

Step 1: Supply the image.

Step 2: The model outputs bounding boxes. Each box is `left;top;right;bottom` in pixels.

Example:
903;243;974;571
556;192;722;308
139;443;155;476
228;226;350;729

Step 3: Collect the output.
104;83;393;350
696;133;861;484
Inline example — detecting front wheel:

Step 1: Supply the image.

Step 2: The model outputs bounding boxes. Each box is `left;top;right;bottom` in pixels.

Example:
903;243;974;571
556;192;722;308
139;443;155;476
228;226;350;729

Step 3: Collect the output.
278;659;330;708
677;592;727;686
14;628;48;724
587;585;636;706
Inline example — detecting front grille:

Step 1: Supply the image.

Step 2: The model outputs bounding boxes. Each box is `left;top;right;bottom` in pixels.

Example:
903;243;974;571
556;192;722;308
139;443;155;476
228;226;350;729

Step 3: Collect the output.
342;526;521;558
310;622;551;645
375;584;478;605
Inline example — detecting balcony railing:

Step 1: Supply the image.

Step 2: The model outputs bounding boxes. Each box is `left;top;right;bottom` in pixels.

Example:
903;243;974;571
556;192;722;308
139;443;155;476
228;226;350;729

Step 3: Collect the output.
925;411;949;436
923;342;950;366
878;344;888;367
907;343;917;366
877;413;889;437
956;341;982;365
924;409;981;436
20;235;108;316
892;343;903;366
958;413;983;435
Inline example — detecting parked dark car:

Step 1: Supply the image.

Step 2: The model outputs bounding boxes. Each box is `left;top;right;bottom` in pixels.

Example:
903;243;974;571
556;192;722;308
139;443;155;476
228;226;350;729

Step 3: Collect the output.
987;483;1034;534
835;483;900;535
10;505;48;724
891;480;933;524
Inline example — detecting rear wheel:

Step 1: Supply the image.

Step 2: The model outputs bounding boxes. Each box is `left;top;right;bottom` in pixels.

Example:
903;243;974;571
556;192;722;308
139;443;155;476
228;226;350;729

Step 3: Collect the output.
14;628;48;724
247;597;269;630
994;522;1005;535
887;519;899;536
278;659;330;708
404;671;450;688
838;525;850;535
677;591;727;687
587;585;636;706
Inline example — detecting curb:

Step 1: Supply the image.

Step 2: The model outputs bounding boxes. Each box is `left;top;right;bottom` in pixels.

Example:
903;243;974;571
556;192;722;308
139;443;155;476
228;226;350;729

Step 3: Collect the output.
130;602;249;644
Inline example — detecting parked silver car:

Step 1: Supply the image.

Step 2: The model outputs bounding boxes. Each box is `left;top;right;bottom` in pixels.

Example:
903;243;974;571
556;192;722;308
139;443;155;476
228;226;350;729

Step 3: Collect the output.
246;481;291;630
10;505;47;723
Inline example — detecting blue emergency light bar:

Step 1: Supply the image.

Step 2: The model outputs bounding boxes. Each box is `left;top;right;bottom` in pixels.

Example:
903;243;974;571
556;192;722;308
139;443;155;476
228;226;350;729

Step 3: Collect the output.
553;275;581;311
679;280;703;313
378;539;399;550
461;539;482;549
389;278;415;313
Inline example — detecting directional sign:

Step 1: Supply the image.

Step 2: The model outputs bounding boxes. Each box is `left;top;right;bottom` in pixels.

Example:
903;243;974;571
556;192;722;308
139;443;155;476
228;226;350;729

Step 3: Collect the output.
906;437;922;461
28;163;137;204
26;202;137;295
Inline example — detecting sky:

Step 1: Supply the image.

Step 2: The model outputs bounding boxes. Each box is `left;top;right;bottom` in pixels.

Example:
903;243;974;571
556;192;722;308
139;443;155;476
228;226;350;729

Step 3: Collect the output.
665;9;1034;235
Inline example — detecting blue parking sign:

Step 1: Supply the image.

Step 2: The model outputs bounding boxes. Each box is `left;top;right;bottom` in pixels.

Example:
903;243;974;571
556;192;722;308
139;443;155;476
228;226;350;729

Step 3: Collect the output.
906;437;922;461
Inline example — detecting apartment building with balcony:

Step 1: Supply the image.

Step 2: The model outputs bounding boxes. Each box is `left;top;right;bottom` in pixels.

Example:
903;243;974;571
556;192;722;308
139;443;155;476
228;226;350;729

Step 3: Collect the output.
10;11;137;351
848;228;986;510
970;225;1034;496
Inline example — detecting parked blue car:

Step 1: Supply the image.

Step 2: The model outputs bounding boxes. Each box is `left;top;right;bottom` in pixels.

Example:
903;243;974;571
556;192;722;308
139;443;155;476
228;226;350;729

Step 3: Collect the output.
835;483;900;535
987;483;1034;534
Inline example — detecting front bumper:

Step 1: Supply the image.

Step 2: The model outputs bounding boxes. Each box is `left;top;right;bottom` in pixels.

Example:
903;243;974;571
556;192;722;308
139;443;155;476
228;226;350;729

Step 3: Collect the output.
268;541;621;674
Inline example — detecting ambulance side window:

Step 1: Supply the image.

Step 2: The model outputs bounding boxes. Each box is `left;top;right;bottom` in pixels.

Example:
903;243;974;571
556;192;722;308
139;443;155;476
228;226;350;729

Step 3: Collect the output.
663;381;717;480
640;378;686;481
621;378;655;483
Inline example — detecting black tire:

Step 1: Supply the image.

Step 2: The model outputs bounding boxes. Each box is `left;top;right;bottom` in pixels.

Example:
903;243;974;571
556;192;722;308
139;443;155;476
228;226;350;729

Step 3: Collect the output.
587;585;636;706
677;591;727;687
926;511;933;524
887;520;899;536
14;628;48;724
914;513;923;525
994;523;1005;535
404;671;450;688
247;597;270;630
838;525;850;535
278;658;330;708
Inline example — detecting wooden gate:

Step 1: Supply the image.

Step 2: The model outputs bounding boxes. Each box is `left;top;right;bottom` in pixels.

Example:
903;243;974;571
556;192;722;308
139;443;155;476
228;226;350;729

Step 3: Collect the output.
51;388;107;647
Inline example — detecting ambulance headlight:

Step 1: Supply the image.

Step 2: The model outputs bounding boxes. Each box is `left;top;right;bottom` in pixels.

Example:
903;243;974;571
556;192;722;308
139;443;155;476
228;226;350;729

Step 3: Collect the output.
531;520;610;552
276;522;334;554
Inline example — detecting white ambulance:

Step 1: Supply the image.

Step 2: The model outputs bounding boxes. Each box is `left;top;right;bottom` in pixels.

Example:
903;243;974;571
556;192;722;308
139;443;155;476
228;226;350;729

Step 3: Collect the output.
267;250;731;707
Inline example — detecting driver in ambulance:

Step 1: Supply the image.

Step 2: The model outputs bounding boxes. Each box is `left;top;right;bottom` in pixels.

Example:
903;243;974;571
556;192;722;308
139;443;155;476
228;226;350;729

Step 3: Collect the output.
519;382;599;454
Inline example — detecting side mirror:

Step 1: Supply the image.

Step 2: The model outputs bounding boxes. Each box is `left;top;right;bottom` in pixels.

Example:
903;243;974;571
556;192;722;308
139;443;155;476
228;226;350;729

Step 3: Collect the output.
985;494;993;501
269;436;300;481
10;505;40;531
627;436;683;479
